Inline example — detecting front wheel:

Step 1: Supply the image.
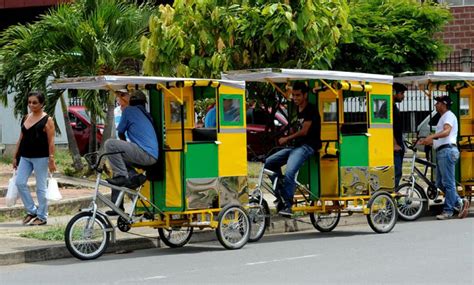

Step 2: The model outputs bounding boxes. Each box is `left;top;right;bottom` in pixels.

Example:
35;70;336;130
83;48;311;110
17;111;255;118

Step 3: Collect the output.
216;204;250;250
395;183;428;221
248;198;270;242
367;191;397;234
65;211;110;260
158;227;193;248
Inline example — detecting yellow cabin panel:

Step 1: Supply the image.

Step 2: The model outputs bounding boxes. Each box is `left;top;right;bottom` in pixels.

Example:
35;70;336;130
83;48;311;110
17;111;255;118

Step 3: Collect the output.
368;128;394;167
165;152;183;208
459;88;473;136
217;133;247;177
319;155;339;197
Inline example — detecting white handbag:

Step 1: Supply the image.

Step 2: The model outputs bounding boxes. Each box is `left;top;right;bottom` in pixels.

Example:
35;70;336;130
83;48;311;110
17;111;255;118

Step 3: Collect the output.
46;174;62;201
6;170;19;207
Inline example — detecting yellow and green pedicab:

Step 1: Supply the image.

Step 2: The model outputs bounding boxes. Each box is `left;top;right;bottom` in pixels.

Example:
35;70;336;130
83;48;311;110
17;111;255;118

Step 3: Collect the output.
222;68;399;240
52;75;253;260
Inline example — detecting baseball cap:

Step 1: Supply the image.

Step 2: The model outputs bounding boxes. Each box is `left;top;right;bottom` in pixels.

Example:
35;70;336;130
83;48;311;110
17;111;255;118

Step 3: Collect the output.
434;95;452;106
130;90;147;105
115;88;129;94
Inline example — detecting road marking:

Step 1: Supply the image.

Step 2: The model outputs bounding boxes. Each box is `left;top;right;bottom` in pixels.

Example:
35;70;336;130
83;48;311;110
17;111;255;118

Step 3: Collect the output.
143;275;167;280
245;254;319;266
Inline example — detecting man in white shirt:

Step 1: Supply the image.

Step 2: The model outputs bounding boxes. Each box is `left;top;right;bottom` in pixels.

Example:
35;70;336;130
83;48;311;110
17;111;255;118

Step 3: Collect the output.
419;95;469;219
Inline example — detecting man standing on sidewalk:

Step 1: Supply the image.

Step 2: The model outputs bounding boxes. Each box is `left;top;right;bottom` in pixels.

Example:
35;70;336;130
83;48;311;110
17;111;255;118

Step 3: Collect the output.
392;83;408;187
419;95;469;219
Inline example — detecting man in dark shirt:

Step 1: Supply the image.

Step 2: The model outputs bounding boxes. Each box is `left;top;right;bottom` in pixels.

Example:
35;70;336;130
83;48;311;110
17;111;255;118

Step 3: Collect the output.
264;81;321;217
392;83;407;187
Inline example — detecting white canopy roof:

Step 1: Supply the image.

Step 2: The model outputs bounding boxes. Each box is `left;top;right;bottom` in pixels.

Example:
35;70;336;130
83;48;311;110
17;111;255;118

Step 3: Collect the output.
221;68;393;84
51;75;245;90
394;71;474;84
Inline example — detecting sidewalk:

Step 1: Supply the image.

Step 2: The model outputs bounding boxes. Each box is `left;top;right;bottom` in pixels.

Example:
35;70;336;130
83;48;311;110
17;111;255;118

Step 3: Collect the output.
0;170;470;266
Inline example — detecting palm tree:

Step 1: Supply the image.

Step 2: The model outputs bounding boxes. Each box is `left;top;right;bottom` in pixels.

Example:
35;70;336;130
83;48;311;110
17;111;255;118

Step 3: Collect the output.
0;0;153;171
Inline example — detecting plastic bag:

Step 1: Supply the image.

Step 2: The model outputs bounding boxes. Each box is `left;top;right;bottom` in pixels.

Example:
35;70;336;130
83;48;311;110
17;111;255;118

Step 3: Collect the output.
6;170;19;207
46;174;62;201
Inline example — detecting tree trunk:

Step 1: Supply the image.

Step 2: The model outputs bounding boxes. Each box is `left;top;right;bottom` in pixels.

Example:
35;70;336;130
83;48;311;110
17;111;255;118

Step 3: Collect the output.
99;90;116;153
60;94;84;171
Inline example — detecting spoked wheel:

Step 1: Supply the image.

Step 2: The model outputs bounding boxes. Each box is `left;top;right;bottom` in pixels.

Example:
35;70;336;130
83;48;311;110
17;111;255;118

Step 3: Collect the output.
158;227;193;248
216;204;250;250
395;183;428;221
309;201;341;232
65;211;111;260
367;191;398;234
248;198;270;242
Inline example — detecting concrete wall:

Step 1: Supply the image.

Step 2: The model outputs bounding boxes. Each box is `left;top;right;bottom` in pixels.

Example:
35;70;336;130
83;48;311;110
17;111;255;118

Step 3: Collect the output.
0;91;68;156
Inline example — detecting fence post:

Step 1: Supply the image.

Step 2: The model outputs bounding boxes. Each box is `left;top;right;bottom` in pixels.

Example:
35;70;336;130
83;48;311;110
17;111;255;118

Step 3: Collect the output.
461;48;472;72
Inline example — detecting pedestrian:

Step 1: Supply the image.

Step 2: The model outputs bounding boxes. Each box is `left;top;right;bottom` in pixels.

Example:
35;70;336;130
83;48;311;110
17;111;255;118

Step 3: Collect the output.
392;83;408;187
418;95;470;219
13;91;56;226
264;81;321;217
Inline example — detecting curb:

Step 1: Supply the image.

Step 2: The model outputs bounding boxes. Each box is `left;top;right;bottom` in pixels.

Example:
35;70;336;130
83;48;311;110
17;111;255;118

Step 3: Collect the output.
0;214;367;266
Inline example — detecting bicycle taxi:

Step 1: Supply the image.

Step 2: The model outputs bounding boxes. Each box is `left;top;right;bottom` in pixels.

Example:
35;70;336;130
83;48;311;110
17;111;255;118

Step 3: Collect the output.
51;75;253;260
394;72;474;220
222;68;399;240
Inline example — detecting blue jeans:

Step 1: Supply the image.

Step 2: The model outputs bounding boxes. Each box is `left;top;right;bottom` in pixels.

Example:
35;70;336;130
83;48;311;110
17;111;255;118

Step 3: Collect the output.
264;145;315;205
435;147;460;214
16;157;49;221
394;150;404;187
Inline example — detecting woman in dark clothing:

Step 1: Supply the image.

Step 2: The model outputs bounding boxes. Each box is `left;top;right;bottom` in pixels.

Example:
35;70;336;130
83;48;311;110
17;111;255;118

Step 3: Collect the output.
12;91;56;226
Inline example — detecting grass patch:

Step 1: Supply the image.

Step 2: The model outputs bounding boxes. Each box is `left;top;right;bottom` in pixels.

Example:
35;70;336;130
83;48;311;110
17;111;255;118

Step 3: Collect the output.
20;225;65;241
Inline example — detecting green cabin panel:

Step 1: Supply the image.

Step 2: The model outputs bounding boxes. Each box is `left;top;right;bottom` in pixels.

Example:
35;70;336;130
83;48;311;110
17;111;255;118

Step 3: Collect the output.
297;156;320;200
340;135;369;167
185;142;218;179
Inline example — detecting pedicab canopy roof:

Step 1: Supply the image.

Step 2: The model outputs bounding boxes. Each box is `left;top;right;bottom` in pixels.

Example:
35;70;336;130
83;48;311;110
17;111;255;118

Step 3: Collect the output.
221;68;393;84
51;75;245;91
394;71;474;84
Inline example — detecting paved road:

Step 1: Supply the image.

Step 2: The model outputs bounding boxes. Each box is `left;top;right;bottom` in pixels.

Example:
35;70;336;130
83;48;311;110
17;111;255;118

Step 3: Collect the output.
1;217;473;285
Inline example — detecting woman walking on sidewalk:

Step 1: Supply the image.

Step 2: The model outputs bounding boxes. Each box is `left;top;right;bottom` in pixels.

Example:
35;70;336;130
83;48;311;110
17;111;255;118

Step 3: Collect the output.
12;91;56;226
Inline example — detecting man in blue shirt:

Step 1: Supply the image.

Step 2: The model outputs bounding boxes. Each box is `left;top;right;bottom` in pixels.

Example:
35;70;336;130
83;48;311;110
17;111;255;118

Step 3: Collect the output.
105;90;158;189
204;104;216;128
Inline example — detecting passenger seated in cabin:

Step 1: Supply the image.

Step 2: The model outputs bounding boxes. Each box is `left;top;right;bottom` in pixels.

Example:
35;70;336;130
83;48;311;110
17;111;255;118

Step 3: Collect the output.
264;82;321;217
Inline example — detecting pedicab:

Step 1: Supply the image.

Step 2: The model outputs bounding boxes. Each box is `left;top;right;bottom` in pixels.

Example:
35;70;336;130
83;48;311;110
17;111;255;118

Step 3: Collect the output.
393;72;474;220
51;75;253;260
222;68;399;241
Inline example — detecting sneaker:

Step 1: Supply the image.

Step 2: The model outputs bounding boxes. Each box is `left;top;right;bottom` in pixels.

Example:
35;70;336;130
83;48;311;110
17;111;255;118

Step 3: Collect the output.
458;198;470;219
29;217;47;226
436;212;453;220
278;206;293;218
106;176;128;187
22;214;37;225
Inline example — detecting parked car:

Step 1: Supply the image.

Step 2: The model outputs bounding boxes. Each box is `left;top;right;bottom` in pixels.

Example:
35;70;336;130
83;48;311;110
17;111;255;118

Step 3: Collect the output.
246;107;288;160
68;106;104;155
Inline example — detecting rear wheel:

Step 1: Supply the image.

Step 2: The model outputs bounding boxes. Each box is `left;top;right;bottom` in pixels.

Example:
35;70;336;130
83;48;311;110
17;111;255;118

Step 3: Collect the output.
248;198;270;242
216;205;250;250
158;227;193;248
395;183;428;221
65;212;110;260
309;201;340;232
367;191;397;234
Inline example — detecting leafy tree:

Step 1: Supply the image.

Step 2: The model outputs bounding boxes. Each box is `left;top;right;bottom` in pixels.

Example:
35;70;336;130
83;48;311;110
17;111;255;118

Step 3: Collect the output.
0;0;153;171
333;0;451;74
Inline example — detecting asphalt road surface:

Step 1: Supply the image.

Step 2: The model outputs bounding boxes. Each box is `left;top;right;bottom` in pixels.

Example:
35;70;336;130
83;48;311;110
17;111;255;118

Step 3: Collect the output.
1;216;473;285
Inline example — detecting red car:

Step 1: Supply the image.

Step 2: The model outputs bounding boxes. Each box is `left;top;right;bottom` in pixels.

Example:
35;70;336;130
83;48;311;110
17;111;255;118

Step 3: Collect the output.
68;106;104;155
246;108;288;160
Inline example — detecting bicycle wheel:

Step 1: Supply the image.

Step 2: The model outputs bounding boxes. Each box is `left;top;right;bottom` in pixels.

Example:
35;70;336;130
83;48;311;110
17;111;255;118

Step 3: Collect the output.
309;201;341;232
65;211;110;260
395;183;428;221
367;191;397;234
158;227;193;248
248;198;270;242
216;204;250;250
